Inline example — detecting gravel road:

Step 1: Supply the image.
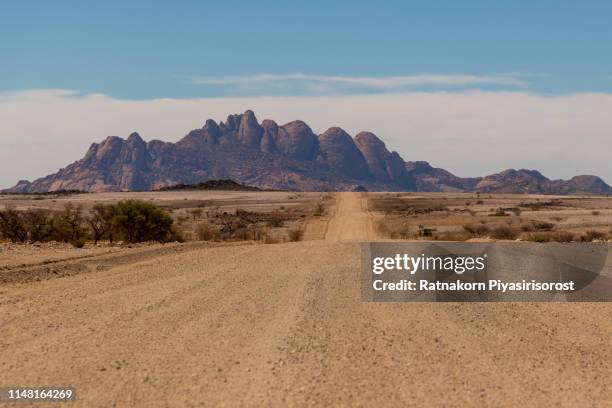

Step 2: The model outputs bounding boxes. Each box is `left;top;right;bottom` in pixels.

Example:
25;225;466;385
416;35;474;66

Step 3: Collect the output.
1;193;610;407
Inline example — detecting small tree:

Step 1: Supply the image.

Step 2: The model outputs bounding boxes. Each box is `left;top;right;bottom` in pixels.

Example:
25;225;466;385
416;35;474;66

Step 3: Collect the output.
87;204;115;244
112;200;174;243
53;202;87;243
23;209;53;242
0;206;28;243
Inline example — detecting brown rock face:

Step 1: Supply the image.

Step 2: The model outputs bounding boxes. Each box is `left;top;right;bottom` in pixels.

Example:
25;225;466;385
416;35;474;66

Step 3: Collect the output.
318;128;372;180
95;136;124;164
5;110;611;195
122;133;150;167
557;175;612;195
260;120;279;154
405;161;480;192
354;132;407;184
202;119;221;145
175;119;220;148
274;120;318;160
237;110;263;148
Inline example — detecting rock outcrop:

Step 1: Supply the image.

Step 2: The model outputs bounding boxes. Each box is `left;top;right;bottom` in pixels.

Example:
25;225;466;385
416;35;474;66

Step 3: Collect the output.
5;110;611;195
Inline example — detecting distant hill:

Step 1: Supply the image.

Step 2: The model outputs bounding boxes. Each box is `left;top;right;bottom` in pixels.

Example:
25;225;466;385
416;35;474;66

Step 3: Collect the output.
154;179;262;192
6;110;611;195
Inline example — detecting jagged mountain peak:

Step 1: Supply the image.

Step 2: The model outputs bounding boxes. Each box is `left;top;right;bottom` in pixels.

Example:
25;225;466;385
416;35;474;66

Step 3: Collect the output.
5;110;611;195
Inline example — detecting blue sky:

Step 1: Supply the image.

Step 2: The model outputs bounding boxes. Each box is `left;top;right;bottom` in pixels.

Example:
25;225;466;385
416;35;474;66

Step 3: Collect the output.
2;0;612;98
1;1;612;188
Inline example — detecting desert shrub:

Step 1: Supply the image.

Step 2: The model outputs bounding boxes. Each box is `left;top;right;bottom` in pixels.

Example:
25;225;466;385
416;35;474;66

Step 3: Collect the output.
231;226;250;241
23;209;53;242
288;228;304;242
314;202;325;216
519;201;555;211
0;206;28;243
490;226;519;240
235;209;248;217
87;204;116;244
378;220;412;239
217;215;249;240
70;237;87;248
511;207;521;216
521;223;535;232
490;207;509;217
169;225;185;243
196;222;219;241
248;225;270;242
580;230;608;242
524;233;551;243
525;231;575;243
111;200;174;243
533;221;555;231
591;210;601;216
190;208;204;220
391;227;412;239
263;235;280;244
266;212;284;228
433;231;470;241
552;232;575;242
52;202;88;243
476;200;484;205
463;224;490;237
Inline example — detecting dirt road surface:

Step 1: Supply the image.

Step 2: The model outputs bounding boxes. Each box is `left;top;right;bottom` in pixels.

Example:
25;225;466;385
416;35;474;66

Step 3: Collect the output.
325;193;376;242
1;193;611;407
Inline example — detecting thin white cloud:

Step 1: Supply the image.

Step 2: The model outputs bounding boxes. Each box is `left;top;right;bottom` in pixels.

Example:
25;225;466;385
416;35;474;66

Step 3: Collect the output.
189;73;528;89
0;89;611;189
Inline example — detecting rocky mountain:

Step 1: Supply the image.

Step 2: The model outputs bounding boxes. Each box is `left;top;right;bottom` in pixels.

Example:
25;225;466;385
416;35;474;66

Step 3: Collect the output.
6;110;611;195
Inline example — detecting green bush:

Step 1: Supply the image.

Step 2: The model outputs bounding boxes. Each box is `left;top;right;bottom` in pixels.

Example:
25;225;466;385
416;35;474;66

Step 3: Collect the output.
111;200;174;243
70;237;87;248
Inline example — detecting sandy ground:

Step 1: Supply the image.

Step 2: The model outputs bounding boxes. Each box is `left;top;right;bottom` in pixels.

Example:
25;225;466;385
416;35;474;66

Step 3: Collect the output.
0;242;125;270
1;193;611;407
369;192;612;240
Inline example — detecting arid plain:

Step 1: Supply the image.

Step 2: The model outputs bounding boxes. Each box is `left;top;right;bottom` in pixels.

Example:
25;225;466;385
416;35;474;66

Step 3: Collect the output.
1;191;611;407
